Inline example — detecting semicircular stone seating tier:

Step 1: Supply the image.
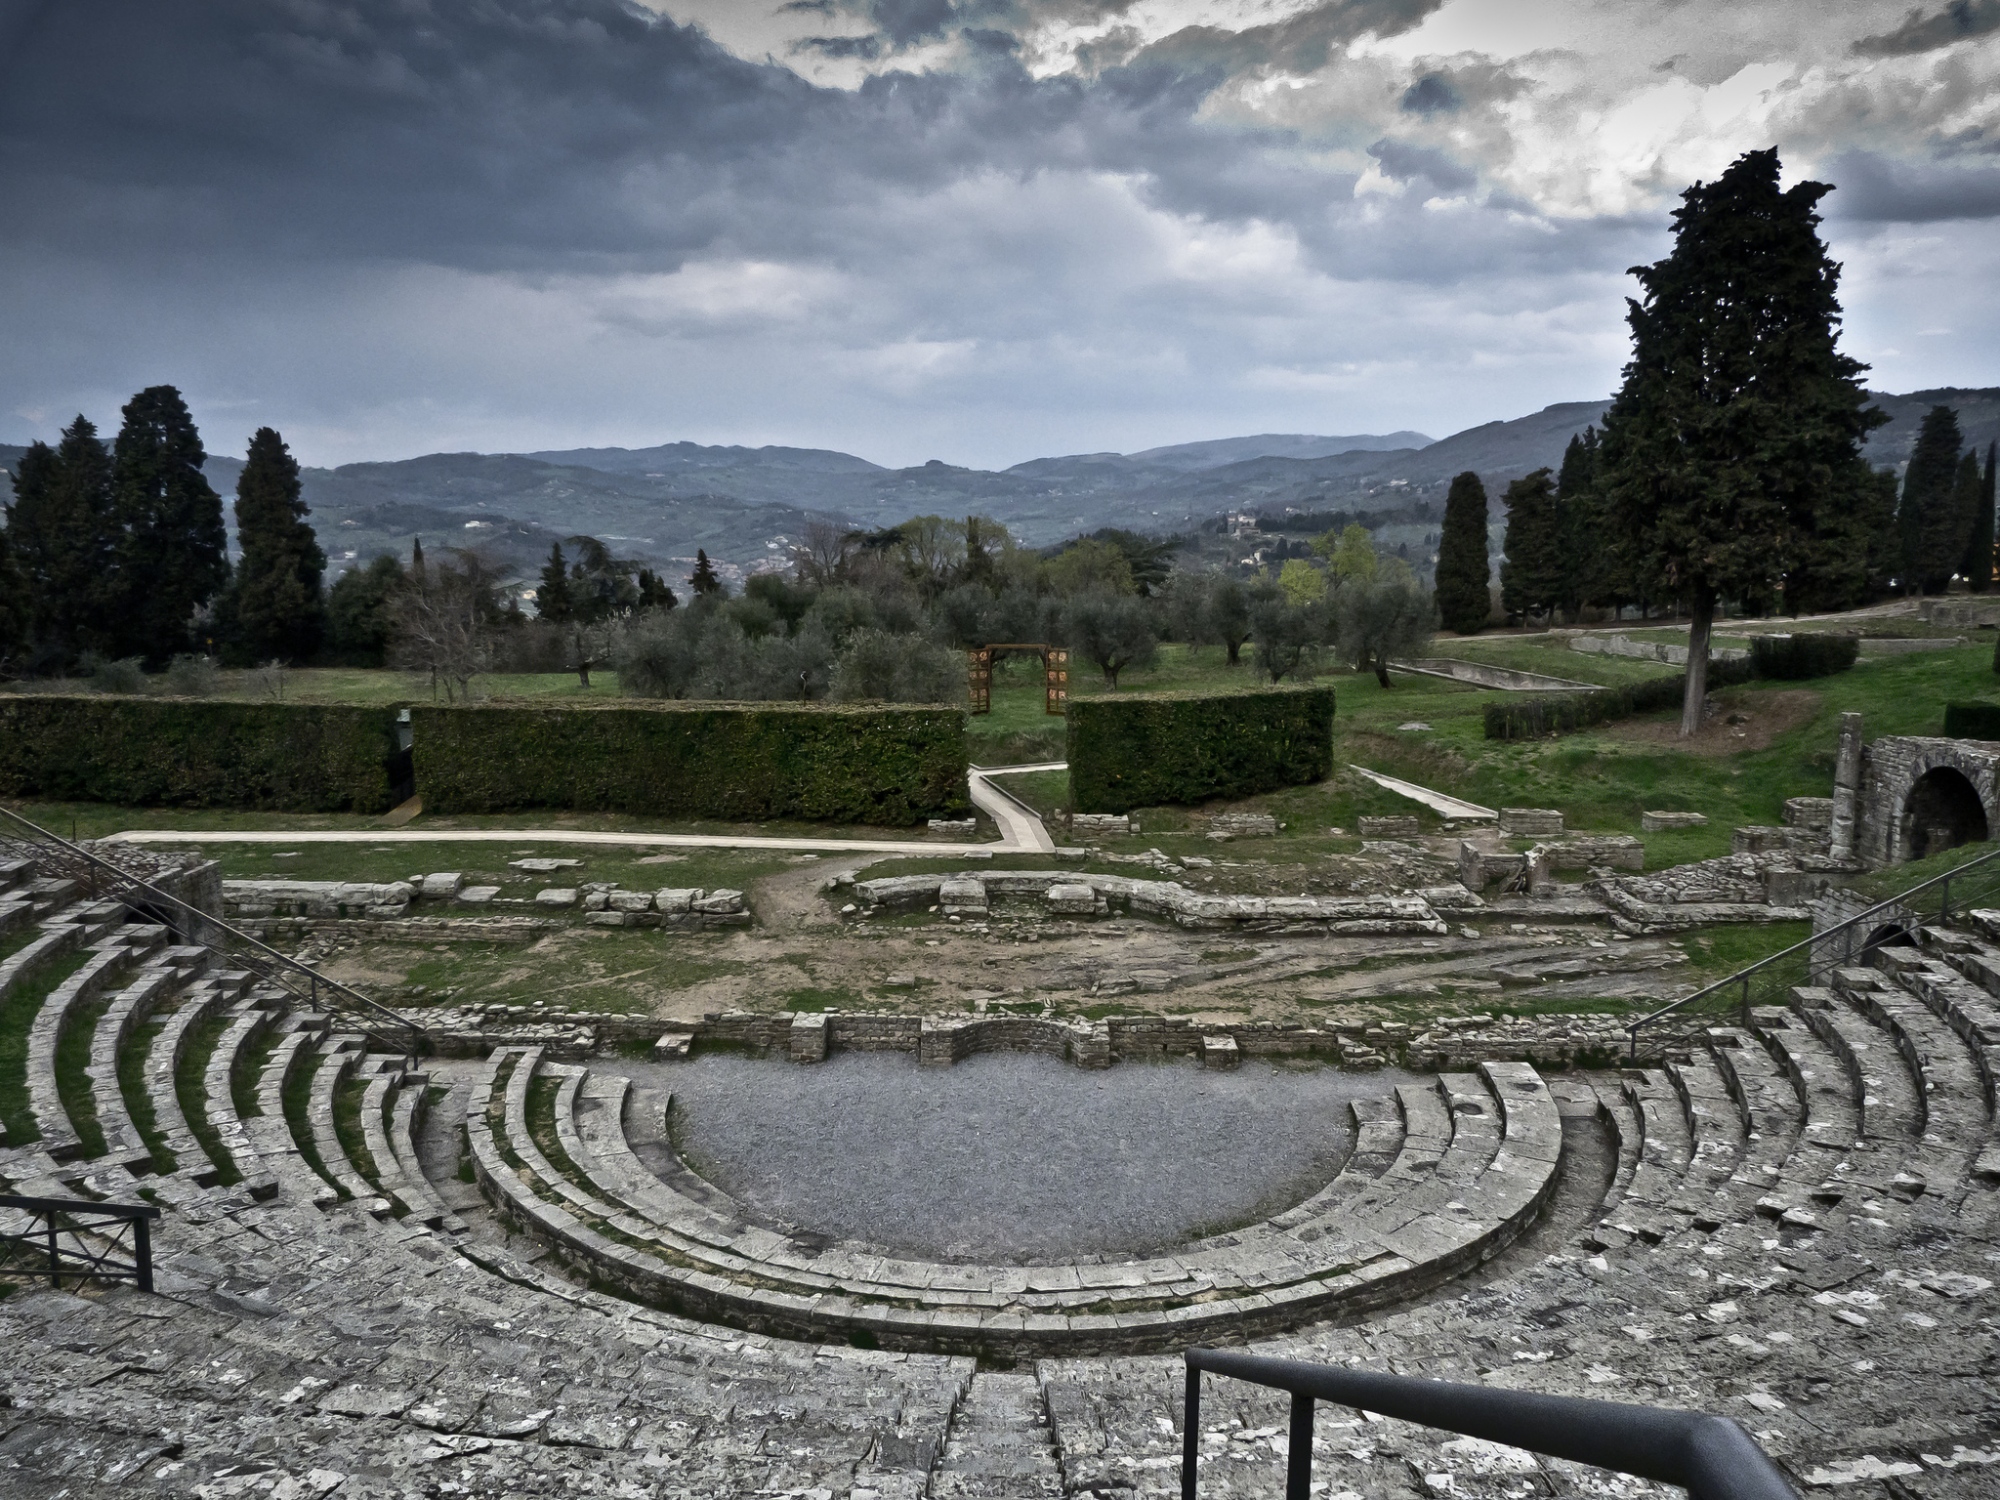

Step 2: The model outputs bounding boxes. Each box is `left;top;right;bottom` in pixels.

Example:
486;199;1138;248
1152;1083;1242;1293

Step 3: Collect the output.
464;1050;1564;1357
1;840;1998;1496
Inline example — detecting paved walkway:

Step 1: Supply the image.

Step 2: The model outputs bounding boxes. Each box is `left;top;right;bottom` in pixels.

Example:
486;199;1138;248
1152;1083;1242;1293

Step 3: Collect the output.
1348;764;1497;821
106;764;1066;859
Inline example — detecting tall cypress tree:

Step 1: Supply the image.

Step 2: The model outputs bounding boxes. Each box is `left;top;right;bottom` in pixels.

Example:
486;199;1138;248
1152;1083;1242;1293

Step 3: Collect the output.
111;386;229;663
1558;427;1622;615
537;542;574;621
1902;405;1965;593
1498;469;1564;624
0;511;23;668
1600;148;1883;736
1961;442;1995;593
690;548;723;596
223;427;325;665
1433;470;1491;634
6;416;119;667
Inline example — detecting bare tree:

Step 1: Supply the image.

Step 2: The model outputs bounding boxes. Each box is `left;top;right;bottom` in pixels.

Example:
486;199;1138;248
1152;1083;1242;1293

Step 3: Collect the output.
792;517;857;587
389;549;506;701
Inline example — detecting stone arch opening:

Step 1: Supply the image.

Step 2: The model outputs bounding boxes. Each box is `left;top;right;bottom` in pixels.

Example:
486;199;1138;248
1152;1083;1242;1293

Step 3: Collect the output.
1903;766;1991;862
1861;921;1916;956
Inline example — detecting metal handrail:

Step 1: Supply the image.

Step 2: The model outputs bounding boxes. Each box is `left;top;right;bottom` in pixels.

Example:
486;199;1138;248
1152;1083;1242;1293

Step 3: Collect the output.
0;804;423;1054
1182;1348;1798;1500
0;1193;161;1293
1625;843;2000;1054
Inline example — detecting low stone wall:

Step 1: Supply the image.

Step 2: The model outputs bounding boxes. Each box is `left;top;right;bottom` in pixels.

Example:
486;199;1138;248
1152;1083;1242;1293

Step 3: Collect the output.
1568;633;1748;666
843;868;1448;935
1641;810;1708;831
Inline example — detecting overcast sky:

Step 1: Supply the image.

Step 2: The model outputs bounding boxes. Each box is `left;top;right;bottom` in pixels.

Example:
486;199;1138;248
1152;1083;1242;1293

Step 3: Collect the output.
1;0;1996;471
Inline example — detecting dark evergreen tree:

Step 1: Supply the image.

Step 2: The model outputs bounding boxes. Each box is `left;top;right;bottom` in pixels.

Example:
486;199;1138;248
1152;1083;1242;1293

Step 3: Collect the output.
1433;470;1491;634
411;535;426;578
690;548;723;596
1599;148;1883;735
222;427;325;665
5;416;118;667
1981;445;2000;595
636;569;678;610
111;386;229;664
1498;469;1564;624
324;554;406;666
1956;448;1990;593
537;542;574;621
1900;405;1964;593
0;514;24;668
1786;459;1897;613
1558;426;1624;615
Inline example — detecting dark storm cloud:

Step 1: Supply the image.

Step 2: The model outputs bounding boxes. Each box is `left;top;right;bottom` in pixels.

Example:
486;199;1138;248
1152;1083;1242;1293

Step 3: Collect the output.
1369;138;1478;195
1399;74;1461;115
1823;149;2000;221
0;0;1515;290
1853;0;2000;56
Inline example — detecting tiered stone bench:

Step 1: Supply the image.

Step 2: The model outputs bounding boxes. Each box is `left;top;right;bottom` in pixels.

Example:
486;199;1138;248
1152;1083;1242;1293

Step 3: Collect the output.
466;1047;1562;1356
23;925;164;1159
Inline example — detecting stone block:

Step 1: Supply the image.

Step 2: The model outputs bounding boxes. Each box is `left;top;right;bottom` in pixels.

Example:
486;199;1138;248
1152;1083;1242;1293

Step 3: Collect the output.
1458;841;1528;892
1499;808;1563;836
655;888;698;914
693;889;744;914
1358;815;1420;839
789;1011;829;1063
586;911;631;927
1641;810;1708;831
608;890;655;913
510;858;583;873
1045;882;1099;915
583;891;611;911
1200;1034;1240;1070
1211;812;1278;837
1070;813;1132;838
1537;835;1644;872
653;1031;692;1061
420;872;463;900
938;878;988;916
534;888;578;908
1783;796;1834;831
927;818;977;835
456;886;500;904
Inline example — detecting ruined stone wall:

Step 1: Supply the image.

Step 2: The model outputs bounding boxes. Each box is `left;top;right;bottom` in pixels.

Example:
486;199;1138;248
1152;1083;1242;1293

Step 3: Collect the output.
1856;735;2000;867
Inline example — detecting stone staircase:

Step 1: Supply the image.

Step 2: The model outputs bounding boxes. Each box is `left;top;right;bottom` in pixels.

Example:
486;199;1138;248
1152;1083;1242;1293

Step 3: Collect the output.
0;852;1997;1495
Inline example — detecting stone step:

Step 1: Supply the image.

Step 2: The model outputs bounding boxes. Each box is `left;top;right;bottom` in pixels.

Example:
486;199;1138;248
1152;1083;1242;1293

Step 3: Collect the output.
25;928;165;1160
931;1371;1064;1498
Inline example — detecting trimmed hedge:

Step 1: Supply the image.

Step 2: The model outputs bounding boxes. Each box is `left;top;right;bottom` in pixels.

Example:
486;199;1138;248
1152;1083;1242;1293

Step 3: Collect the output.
1750;633;1859;680
0;695;403;810
1943;702;2000;741
1484;656;1756;741
1067;686;1335;814
412;701;968;824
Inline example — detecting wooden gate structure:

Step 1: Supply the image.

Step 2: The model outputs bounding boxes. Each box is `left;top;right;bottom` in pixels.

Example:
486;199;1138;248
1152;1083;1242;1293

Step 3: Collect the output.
967;644;1069;716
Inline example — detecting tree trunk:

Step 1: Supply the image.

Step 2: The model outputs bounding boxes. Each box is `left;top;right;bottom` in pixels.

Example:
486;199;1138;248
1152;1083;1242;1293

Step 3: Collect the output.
1374;657;1392;689
1679;585;1715;738
577;662;591;688
1225;638;1241;666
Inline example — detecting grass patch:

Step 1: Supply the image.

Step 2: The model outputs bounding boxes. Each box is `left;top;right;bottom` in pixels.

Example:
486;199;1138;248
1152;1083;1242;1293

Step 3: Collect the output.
119;1014;175;1172
233;1024;282;1120
176;1011;243;1186
0;950;89;1144
283;1048;342;1197
53;988;114;1158
332;1073;381;1188
1676;922;1815;983
374;932;749;1013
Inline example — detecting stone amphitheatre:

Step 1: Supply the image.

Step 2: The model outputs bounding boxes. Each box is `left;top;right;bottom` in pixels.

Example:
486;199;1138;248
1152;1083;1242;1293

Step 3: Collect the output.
2;683;2000;1499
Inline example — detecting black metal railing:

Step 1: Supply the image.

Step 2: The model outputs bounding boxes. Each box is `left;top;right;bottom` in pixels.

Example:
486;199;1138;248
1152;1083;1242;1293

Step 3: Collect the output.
0;804;423;1055
1626;844;2000;1055
1183;1348;1798;1500
0;1194;161;1293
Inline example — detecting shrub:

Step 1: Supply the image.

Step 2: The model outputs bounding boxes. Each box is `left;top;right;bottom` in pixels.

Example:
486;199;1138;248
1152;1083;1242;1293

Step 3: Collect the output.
81;654;147;696
1068;685;1335;813
0;696;403;810
1943;702;2000;741
159;654;222;697
412;701;967;823
1749;633;1859;680
829;629;963;704
1484;657;1756;740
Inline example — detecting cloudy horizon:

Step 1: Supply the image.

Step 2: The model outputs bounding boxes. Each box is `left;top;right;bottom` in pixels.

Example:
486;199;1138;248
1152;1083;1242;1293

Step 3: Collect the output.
1;0;1996;473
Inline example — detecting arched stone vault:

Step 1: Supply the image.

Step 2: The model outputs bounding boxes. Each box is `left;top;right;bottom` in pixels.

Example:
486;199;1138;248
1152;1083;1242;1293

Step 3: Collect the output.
1856;735;2000;866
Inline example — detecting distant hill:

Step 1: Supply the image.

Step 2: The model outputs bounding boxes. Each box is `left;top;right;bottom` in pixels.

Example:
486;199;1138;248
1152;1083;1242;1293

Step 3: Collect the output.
4;388;1994;581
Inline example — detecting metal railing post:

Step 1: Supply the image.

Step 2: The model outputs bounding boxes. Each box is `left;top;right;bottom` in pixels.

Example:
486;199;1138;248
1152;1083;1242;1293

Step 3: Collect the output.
133;1215;153;1294
1181;1362;1200;1500
46;1215;60;1290
1287;1392;1314;1500
1939;874;1953;923
1741;973;1751;1029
